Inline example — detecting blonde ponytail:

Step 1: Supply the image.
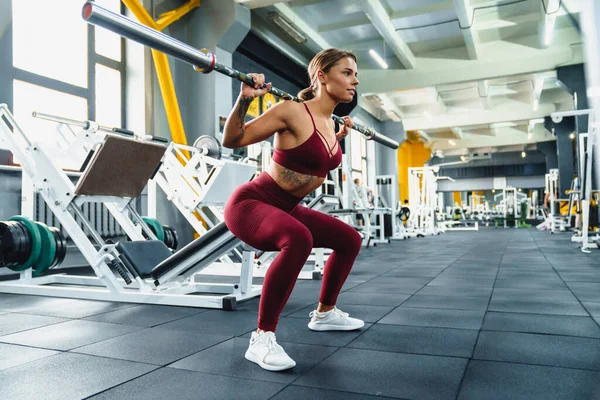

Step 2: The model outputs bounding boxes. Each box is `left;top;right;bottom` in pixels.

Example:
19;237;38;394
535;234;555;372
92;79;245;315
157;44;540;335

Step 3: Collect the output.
298;87;315;101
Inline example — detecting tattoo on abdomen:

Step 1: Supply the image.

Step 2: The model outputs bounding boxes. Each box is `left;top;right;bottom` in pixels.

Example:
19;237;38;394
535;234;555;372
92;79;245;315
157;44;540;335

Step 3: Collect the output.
233;97;253;143
279;168;317;185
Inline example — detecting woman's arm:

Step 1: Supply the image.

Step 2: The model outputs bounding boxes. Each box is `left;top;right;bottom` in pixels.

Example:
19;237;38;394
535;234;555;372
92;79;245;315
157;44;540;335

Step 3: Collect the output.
222;73;290;148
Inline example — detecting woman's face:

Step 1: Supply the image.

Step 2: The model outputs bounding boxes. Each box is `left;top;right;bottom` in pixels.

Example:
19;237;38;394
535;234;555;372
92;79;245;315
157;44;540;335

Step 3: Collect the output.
321;57;359;103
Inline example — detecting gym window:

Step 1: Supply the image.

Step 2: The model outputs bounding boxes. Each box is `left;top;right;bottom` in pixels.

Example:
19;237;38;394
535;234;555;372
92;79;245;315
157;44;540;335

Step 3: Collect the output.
10;0;125;147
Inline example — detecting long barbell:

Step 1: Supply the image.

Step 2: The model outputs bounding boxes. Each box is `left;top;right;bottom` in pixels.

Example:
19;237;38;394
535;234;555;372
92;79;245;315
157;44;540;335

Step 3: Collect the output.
81;2;400;150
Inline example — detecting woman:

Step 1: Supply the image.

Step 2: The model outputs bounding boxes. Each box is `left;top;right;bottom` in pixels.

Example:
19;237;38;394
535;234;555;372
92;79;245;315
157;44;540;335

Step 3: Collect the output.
222;48;364;372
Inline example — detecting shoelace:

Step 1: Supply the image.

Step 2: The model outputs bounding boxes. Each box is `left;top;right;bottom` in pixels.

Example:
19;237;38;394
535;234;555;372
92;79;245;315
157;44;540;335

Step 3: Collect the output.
264;334;282;353
309;307;349;319
332;307;349;318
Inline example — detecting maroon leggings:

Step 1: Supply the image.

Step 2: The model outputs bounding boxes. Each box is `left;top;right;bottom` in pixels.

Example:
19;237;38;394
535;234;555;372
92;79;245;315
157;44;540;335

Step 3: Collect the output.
224;172;362;332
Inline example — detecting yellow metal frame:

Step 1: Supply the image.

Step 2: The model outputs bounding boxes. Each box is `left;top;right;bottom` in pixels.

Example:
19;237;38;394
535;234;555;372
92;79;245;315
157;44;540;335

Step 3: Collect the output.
122;0;206;227
121;0;201;150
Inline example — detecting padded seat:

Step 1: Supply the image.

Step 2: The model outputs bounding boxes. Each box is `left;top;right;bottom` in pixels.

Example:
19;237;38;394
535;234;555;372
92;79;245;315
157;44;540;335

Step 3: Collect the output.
116;221;232;282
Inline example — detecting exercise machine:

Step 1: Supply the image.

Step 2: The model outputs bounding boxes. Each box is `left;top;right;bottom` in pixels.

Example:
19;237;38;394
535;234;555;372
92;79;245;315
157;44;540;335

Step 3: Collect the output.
0;105;260;309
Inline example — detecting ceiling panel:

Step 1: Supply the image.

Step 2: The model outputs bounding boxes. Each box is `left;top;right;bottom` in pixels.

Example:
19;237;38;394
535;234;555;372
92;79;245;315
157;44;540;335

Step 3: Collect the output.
289;0;365;29
407;35;464;55
322;24;382;47
244;0;583;153
396;20;461;43
383;0;451;13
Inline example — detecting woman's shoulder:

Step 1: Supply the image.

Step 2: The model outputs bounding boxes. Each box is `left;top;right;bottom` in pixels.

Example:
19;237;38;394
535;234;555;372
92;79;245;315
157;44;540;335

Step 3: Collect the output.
267;99;302;114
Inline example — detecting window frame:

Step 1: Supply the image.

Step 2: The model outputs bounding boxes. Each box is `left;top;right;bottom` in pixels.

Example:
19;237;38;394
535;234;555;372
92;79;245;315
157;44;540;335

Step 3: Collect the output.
9;0;127;128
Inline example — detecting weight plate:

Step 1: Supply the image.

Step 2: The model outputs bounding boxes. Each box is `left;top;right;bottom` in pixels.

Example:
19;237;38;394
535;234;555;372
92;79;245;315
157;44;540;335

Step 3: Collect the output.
8;216;41;271
398;207;411;222
170;227;179;250
142;217;165;242
0;221;24;269
163;225;179;250
32;222;57;277
12;222;32;266
49;227;67;268
163;226;172;249
193;135;222;160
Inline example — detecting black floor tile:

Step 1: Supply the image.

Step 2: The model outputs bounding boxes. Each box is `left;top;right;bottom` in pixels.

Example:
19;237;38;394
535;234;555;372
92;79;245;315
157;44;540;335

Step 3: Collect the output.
0;352;157;400
495;272;561;281
488;299;588;316
363;276;433;286
280;295;323;316
458;360;600;400
0;313;67;336
269;386;395;400
381;268;443;278
346;282;424;294
491;288;578;302
0;343;58;370
474;331;600;370
418;285;493;298
294;347;467;400
21;299;138;318
427;277;496;287
400;294;489;311
0;228;597;399
0;319;142;351
84;304;206;327
88;367;284;400
379;308;485;330
335;291;410;307
482;312;600;338
568;282;600;302
559;271;600;282
0;294;73;312
73;326;231;365
157;310;259;336
235;297;260;313
493;279;567;290
171;337;337;384
583;302;600;318
348;324;478;358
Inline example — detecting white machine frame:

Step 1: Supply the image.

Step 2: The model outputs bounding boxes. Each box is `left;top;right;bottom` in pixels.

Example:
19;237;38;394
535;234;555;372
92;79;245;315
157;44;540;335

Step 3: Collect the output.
551;109;600;252
0;105;260;309
539;168;570;233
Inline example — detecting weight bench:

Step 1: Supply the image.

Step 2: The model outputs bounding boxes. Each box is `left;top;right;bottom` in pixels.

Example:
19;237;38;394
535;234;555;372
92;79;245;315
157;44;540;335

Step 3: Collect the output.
441;219;479;231
115;221;258;310
116;222;235;284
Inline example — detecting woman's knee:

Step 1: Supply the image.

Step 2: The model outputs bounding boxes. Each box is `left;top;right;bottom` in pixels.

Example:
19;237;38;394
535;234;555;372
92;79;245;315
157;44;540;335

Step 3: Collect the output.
348;228;363;253
281;226;313;256
331;225;362;255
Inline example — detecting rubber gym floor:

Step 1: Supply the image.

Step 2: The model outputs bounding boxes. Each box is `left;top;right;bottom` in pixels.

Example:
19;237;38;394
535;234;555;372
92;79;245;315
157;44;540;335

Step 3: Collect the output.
0;228;599;399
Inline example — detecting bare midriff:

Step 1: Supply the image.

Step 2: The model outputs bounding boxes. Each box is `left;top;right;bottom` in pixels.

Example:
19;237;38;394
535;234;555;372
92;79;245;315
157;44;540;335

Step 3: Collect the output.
266;162;326;199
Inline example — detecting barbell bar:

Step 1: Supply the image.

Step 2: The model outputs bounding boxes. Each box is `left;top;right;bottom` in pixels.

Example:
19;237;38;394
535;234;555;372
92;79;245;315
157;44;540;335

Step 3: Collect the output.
81;2;400;150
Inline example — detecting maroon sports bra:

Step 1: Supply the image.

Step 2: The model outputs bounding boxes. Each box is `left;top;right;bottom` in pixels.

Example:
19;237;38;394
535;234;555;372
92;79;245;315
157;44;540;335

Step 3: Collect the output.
272;103;342;178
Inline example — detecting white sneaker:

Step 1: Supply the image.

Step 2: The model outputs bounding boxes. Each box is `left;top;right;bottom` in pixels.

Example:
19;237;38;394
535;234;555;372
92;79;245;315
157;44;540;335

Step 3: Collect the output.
244;331;296;371
308;307;365;331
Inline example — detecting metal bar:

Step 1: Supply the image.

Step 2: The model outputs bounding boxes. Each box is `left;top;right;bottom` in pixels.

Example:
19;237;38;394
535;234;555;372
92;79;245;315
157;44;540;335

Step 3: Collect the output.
32;110;119;135
69;203;105;246
82;2;400;149
32;111;90;129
